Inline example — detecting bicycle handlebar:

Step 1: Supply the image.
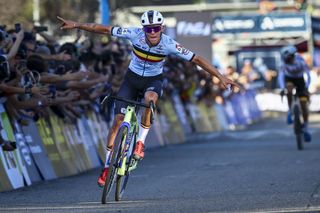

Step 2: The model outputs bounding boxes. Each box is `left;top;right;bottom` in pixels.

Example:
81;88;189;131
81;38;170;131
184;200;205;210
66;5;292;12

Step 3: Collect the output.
101;94;156;123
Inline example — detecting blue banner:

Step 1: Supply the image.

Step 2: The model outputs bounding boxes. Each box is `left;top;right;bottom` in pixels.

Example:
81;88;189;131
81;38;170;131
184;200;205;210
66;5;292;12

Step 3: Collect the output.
213;13;308;34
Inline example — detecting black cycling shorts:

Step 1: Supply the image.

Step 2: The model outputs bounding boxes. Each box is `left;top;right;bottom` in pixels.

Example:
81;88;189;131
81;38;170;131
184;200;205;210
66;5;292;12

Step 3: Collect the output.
285;76;308;97
114;69;163;115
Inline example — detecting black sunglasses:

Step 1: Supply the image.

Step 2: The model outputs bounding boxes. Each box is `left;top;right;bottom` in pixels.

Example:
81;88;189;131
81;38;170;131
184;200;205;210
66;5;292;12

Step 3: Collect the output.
143;26;161;33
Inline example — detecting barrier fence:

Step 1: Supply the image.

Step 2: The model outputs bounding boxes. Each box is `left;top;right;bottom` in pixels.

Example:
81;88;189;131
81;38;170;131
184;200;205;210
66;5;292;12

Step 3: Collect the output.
0;89;261;192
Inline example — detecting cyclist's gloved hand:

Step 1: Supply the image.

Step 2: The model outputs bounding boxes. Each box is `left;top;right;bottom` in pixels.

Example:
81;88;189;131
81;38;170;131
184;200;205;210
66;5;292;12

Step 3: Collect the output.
280;89;285;97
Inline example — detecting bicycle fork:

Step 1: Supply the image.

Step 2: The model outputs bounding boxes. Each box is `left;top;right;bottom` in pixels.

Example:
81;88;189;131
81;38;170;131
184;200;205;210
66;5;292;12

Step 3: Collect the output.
116;124;138;176
117;126;131;176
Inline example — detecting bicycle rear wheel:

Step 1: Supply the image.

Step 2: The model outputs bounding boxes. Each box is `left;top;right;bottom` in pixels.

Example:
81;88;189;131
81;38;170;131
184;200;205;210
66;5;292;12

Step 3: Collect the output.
293;105;303;150
101;126;128;204
115;127;137;201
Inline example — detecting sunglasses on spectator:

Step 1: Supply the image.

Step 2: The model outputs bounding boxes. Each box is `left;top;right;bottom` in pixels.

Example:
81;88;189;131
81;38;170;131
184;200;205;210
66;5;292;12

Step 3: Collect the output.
143;26;162;33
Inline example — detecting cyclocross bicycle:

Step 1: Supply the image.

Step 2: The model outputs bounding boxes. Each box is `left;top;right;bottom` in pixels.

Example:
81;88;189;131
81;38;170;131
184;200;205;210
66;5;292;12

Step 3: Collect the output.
100;93;155;204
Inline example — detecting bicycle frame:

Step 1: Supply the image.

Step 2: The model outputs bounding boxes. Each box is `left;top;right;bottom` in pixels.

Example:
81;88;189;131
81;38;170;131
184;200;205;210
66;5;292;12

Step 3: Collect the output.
116;105;139;176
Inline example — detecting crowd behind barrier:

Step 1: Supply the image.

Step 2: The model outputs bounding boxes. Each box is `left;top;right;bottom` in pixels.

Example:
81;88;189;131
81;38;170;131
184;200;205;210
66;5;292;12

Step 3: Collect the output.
0;25;262;192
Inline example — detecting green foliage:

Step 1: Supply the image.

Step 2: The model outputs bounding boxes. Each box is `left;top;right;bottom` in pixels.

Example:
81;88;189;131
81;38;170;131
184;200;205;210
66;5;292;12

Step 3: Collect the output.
0;0;33;29
0;0;99;31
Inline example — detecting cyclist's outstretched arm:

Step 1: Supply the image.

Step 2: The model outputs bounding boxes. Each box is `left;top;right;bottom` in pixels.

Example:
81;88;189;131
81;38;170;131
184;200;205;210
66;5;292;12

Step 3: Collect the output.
57;16;112;34
191;55;239;89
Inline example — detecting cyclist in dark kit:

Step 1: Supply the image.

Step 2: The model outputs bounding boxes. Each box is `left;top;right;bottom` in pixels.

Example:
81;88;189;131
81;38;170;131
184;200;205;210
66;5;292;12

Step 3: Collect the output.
278;45;311;142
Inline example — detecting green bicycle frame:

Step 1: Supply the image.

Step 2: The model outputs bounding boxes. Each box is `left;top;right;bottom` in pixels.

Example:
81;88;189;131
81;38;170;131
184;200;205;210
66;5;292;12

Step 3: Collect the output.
117;105;139;176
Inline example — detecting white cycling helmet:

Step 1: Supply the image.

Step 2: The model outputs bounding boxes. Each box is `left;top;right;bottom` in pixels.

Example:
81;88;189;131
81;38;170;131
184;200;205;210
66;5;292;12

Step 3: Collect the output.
140;10;164;26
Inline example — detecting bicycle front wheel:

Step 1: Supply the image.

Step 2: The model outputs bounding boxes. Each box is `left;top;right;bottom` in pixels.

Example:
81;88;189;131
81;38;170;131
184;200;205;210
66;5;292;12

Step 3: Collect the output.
293;105;303;150
115;126;137;201
101;126;128;204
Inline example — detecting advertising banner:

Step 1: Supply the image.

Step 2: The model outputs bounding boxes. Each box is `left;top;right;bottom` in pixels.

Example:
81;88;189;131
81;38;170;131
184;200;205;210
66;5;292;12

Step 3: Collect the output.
13;120;42;183
171;94;192;134
158;100;185;143
60;124;87;172
48;113;78;175
175;11;212;62
86;111;107;162
36;118;70;177
186;102;219;133
197;103;215;132
78;116;101;168
72;123;94;170
145;115;166;148
21;119;57;180
213;13;308;35
0;104;26;189
158;114;170;145
213;104;229;131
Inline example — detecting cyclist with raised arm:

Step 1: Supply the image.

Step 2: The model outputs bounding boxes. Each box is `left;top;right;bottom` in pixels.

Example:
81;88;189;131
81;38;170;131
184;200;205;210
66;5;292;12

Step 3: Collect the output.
278;45;311;142
58;10;238;187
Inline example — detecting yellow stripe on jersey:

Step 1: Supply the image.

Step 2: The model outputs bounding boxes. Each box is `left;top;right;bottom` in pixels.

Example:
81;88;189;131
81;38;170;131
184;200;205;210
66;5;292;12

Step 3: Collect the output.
133;46;165;62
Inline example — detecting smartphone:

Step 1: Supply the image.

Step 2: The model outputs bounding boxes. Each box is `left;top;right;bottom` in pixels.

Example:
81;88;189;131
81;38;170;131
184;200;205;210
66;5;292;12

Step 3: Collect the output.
15;23;21;33
34;26;48;33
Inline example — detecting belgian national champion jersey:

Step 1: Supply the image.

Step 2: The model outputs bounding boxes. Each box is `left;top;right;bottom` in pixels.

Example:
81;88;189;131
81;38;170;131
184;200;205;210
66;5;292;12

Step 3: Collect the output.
111;27;195;77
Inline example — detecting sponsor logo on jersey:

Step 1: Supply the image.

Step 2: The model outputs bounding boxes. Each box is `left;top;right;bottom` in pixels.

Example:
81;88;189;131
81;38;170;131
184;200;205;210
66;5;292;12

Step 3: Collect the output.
156;45;163;50
175;44;190;55
117;28;130;35
139;38;146;45
117;28;122;34
122;28;130;34
134;28;141;34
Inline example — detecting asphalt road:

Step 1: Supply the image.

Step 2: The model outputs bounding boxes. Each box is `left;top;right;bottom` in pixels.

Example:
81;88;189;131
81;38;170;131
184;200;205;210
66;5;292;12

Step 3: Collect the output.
1;114;320;213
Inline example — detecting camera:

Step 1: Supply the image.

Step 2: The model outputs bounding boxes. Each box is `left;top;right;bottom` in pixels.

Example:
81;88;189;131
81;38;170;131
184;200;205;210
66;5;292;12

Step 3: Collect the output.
34;26;48;33
0;55;10;81
15;23;21;33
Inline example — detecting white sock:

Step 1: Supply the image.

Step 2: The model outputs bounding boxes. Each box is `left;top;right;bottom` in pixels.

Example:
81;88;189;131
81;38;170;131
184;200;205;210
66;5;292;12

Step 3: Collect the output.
104;147;112;168
137;124;150;145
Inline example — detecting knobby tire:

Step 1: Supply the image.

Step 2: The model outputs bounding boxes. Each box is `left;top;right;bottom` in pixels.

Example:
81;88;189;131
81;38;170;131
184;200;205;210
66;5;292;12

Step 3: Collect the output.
101;126;128;204
115;126;137;201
